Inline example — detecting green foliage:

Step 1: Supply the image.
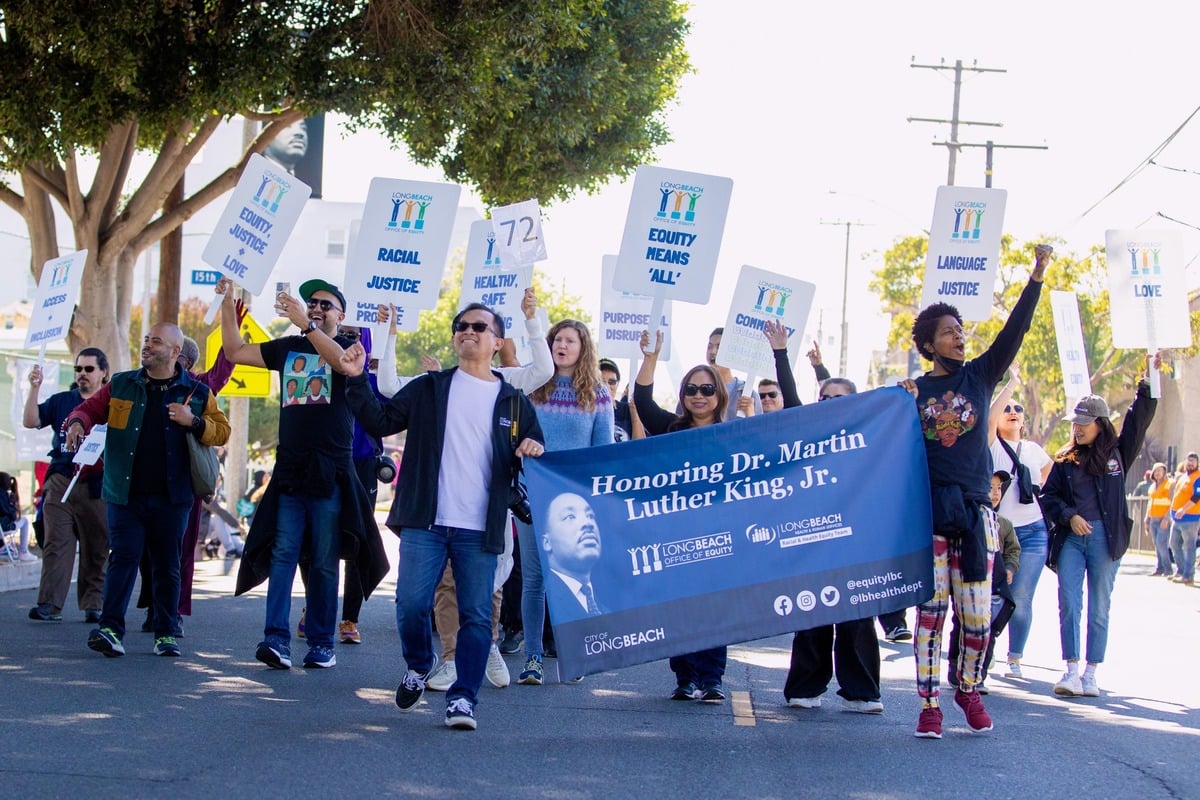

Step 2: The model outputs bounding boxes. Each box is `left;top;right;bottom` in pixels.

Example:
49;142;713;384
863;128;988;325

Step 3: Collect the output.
870;233;1200;448
382;257;589;376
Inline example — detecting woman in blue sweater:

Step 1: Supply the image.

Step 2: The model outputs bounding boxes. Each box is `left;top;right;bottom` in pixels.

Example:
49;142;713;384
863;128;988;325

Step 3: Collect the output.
516;319;614;686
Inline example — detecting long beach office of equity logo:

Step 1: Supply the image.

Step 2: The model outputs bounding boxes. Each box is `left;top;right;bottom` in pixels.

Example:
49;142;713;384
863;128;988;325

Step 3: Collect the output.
656;182;704;224
753;282;792;317
47;258;73;289
949;201;988;242
1127;243;1163;276
386;192;435;233
253;168;293;215
626;531;734;576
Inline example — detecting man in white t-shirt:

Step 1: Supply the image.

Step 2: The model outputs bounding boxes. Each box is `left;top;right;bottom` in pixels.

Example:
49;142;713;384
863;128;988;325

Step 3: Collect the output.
342;302;544;732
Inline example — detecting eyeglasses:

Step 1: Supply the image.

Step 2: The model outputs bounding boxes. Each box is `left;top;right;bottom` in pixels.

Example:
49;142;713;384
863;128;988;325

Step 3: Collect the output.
74;365;97;373
306;298;341;312
684;383;717;397
1004;404;1024;414
454;321;492;334
759;390;779;399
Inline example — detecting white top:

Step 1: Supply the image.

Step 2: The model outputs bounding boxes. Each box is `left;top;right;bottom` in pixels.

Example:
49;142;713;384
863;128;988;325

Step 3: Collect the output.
990;436;1053;527
374;316;552;398
435;369;501;531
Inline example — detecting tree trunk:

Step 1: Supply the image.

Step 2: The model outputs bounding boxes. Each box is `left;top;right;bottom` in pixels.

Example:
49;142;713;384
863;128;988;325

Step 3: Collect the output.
71;243;137;371
156;176;184;323
21;178;59;281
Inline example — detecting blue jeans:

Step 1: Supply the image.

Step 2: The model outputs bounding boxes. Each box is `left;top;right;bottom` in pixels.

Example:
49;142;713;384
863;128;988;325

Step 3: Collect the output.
514;518;545;658
1169;519;1198;580
396;526;497;707
265;487;341;649
1005;518;1048;660
101;494;191;639
1151;518;1172;573
1056;519;1119;663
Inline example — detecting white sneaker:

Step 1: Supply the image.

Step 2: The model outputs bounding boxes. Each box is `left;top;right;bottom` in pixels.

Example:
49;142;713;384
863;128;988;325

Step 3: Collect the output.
16;551;39;562
485;644;510;688
1080;672;1100;697
842;698;884;714
426;659;456;692
787;696;821;708
1005;660;1023;678
1054;670;1082;696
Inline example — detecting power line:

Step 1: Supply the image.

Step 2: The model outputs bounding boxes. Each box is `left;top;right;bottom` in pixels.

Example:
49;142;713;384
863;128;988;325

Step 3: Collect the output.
1075;104;1200;221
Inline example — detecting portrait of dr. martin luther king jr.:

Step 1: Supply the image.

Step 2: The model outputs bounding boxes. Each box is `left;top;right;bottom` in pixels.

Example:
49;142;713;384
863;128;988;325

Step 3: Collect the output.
542;492;608;621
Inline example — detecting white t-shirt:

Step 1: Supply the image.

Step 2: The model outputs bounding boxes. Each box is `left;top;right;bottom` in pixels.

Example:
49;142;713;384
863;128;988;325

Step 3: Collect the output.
435;369;502;532
990;436;1053;527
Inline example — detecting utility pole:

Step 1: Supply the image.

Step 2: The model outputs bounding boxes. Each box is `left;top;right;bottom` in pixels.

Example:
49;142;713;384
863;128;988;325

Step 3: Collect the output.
819;219;870;377
909;58;1047;186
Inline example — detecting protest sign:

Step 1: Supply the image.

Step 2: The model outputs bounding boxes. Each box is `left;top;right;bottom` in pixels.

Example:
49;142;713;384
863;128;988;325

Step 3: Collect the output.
598;255;673;360
1050;290;1092;403
921;186;1007;320
489;198;548;267
344;177;462;316
201;153;311;294
26;250;87;349
1104;229;1191;349
612;166;733;304
524;388;934;677
717;265;815;382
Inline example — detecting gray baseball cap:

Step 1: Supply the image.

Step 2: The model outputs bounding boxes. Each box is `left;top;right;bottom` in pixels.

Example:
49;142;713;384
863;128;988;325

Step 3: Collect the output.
1070;395;1109;425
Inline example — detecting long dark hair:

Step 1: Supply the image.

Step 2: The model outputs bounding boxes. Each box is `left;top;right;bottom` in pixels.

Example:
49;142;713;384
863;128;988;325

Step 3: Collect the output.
667;365;728;432
1055;417;1119;476
0;471;18;510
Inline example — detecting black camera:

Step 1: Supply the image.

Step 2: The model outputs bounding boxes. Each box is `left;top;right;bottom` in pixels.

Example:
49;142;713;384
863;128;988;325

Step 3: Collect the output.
375;454;397;484
508;479;532;525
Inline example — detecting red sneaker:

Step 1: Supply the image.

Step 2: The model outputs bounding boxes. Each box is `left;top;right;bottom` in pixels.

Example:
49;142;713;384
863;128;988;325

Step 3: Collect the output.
954;689;993;733
914;707;943;739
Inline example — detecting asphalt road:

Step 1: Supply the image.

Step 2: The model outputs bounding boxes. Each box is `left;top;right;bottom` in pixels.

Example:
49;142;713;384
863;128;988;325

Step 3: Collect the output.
2;548;1197;799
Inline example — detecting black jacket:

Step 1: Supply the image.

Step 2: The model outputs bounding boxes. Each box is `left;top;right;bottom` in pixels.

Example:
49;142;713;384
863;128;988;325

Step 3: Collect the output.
1041;380;1157;564
346;367;543;554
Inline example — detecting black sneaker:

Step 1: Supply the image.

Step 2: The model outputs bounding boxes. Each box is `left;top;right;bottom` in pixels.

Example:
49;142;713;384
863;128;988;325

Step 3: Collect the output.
885;626;913;643
83;609;101;624
154;636;181;657
672;682;700;701
499;627;524;655
255;640;292;670
699;685;726;703
444;697;477;730
396;655;439;712
29;604;63;622
88;627;125;657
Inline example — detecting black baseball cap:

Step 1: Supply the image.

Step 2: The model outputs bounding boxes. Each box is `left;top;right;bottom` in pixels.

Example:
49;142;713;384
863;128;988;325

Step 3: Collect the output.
598;358;620;381
298;279;347;312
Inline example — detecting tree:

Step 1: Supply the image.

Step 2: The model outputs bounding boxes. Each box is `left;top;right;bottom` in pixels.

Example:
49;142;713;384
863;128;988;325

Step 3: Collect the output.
0;0;691;369
387;258;590;376
870;234;1200;452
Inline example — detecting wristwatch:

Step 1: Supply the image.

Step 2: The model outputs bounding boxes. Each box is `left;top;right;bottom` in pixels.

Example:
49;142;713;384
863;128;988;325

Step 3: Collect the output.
301;320;319;336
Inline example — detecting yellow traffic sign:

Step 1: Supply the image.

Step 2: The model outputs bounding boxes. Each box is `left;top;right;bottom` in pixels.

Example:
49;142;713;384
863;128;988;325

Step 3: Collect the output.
204;312;272;398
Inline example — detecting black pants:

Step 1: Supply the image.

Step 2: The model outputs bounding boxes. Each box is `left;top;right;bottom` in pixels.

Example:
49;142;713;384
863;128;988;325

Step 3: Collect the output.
784;617;880;702
876;608;907;634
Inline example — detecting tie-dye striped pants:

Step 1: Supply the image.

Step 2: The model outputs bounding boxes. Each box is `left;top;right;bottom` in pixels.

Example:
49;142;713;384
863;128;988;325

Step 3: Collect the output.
914;529;996;707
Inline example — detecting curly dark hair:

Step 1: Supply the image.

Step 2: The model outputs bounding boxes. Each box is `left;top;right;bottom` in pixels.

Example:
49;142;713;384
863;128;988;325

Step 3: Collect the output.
911;302;962;362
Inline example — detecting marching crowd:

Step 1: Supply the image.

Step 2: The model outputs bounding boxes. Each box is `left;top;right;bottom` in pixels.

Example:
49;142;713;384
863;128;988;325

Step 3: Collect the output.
9;246;1190;737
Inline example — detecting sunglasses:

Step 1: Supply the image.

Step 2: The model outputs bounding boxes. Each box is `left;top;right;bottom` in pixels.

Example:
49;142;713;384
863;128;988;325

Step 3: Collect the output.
759;390;779;399
1004;404;1024;414
684;383;717;397
306;298;341;312
339;330;360;342
74;365;98;373
454;321;493;334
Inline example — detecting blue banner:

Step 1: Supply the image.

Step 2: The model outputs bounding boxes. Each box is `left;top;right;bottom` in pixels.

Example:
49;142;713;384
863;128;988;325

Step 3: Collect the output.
523;387;934;677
